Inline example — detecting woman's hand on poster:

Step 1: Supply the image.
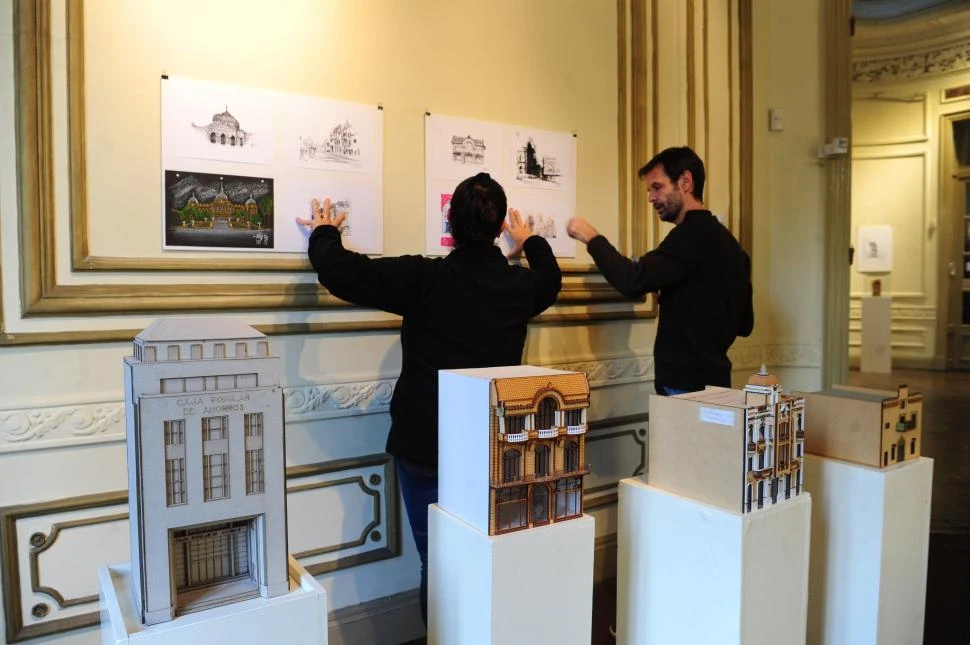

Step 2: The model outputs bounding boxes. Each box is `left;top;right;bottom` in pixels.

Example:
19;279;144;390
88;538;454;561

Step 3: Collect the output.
296;198;346;234
503;208;533;260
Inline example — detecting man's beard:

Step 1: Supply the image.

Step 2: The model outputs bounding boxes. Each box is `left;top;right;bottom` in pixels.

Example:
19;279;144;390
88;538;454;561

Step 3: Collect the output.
656;193;683;223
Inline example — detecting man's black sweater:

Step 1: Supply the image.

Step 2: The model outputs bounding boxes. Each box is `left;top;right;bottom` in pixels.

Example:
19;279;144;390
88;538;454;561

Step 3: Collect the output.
587;210;753;391
307;225;562;468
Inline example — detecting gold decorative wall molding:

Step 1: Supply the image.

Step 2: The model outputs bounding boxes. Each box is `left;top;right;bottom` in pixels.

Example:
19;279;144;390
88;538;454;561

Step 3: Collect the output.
1;0;647;347
854;41;970;83
0;453;399;643
0;354;658;454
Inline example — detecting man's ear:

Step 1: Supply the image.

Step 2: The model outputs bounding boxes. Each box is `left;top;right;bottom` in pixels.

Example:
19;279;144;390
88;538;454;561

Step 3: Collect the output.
679;170;694;195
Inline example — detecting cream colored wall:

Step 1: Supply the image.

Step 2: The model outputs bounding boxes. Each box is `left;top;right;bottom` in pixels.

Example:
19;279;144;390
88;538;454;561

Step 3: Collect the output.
850;70;970;366
0;1;644;643
0;0;835;642
747;0;826;392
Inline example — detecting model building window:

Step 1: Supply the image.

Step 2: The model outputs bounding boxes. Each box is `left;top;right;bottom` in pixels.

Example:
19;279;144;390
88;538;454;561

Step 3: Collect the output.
167;345;180;361
565;409;583;426
535;444;551;477
537;397;558;430
531;484;550;524
245;413;265;495
554;477;582;519
505;414;525;434
172;519;252;592
257;341;269;357
235;342;248;358
164;420;187;506
202;416;230;501
496;486;528;531
502;448;522;483
564;440;580;473
214;343;226;359
144;345;157;363
911;437;917;454
190;344;203;360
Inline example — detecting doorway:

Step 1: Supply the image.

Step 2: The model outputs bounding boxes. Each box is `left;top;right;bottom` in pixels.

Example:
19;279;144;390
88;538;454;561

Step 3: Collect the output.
941;113;970;369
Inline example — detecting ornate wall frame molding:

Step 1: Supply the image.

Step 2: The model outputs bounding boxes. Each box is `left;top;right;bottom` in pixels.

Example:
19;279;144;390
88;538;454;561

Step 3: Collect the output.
0;453;399;643
2;0;652;347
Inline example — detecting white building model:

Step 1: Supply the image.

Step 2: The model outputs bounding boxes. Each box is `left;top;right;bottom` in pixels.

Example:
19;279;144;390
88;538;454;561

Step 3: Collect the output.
648;366;806;513
124;318;289;625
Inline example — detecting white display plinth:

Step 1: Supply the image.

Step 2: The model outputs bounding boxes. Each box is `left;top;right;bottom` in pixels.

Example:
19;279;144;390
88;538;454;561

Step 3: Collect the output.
99;556;328;645
804;455;933;645
427;504;594;645
861;296;892;373
616;478;811;645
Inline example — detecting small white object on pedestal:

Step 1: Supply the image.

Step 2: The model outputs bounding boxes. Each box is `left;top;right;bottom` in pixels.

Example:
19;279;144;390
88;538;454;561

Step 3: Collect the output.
428;504;594;645
99;555;328;645
860;296;892;373
616;478;811;645
804;455;933;645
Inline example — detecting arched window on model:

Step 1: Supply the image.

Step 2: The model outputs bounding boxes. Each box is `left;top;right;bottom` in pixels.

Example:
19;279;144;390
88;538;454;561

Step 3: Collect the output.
537;396;557;430
220;133;227;145
531;484;550;525
502;448;521;483
210;132;216;143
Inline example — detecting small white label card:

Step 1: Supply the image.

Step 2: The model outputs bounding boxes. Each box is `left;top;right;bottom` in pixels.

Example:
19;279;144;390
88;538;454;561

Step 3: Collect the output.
699;407;735;426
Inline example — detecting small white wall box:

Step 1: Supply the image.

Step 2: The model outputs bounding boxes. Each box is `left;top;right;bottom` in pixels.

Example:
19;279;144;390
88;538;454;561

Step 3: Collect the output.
795;385;922;468
438;366;590;535
124;318;288;625
648;366;806;513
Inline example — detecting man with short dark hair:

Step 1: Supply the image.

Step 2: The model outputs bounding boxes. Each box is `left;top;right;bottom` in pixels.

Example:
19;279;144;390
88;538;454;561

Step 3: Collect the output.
568;146;753;395
297;172;561;626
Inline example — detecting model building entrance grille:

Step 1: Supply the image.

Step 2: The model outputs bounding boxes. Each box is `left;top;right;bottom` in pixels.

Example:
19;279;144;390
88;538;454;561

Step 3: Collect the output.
172;519;253;591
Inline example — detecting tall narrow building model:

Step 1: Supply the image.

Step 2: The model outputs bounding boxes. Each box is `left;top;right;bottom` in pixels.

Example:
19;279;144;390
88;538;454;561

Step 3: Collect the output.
438;366;590;536
648;366;806;513
124;318;288;625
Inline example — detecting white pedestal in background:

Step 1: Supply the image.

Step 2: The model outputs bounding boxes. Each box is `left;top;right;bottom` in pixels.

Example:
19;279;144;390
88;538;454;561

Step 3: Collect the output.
99;556;328;645
861;296;892;373
804;455;933;645
616;478;810;645
428;504;594;645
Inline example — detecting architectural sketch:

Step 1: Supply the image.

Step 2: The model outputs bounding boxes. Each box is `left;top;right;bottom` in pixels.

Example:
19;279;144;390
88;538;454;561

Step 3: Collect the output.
528;213;558;239
124;318;288;624
164;170;274;250
648;366;806;514
798;384;922;467
856;225;893;273
451;134;486;165
488;372;590;534
516;138;561;184
192;107;251;147
299;121;361;164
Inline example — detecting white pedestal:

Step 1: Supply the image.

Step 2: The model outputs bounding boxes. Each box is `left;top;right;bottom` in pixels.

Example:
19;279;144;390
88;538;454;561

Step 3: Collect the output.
616;478;811;645
861;296;892;373
804;455;933;645
99;556;328;645
427;504;594;645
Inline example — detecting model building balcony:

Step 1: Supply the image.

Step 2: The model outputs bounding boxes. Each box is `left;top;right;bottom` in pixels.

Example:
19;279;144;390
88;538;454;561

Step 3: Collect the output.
537;427;560;439
566;424;587;435
503;431;529;443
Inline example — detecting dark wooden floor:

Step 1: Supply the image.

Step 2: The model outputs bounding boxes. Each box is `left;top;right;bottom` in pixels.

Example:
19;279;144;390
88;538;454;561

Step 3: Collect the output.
406;369;970;645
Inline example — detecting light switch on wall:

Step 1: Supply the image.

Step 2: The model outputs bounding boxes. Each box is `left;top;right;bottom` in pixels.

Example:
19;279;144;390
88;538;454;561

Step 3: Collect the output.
769;107;784;131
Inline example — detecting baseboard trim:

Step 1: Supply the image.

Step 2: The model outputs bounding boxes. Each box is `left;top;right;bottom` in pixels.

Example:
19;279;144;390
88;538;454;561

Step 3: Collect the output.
847;356;946;371
594;532;618;582
328;589;425;645
326;531;619;643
